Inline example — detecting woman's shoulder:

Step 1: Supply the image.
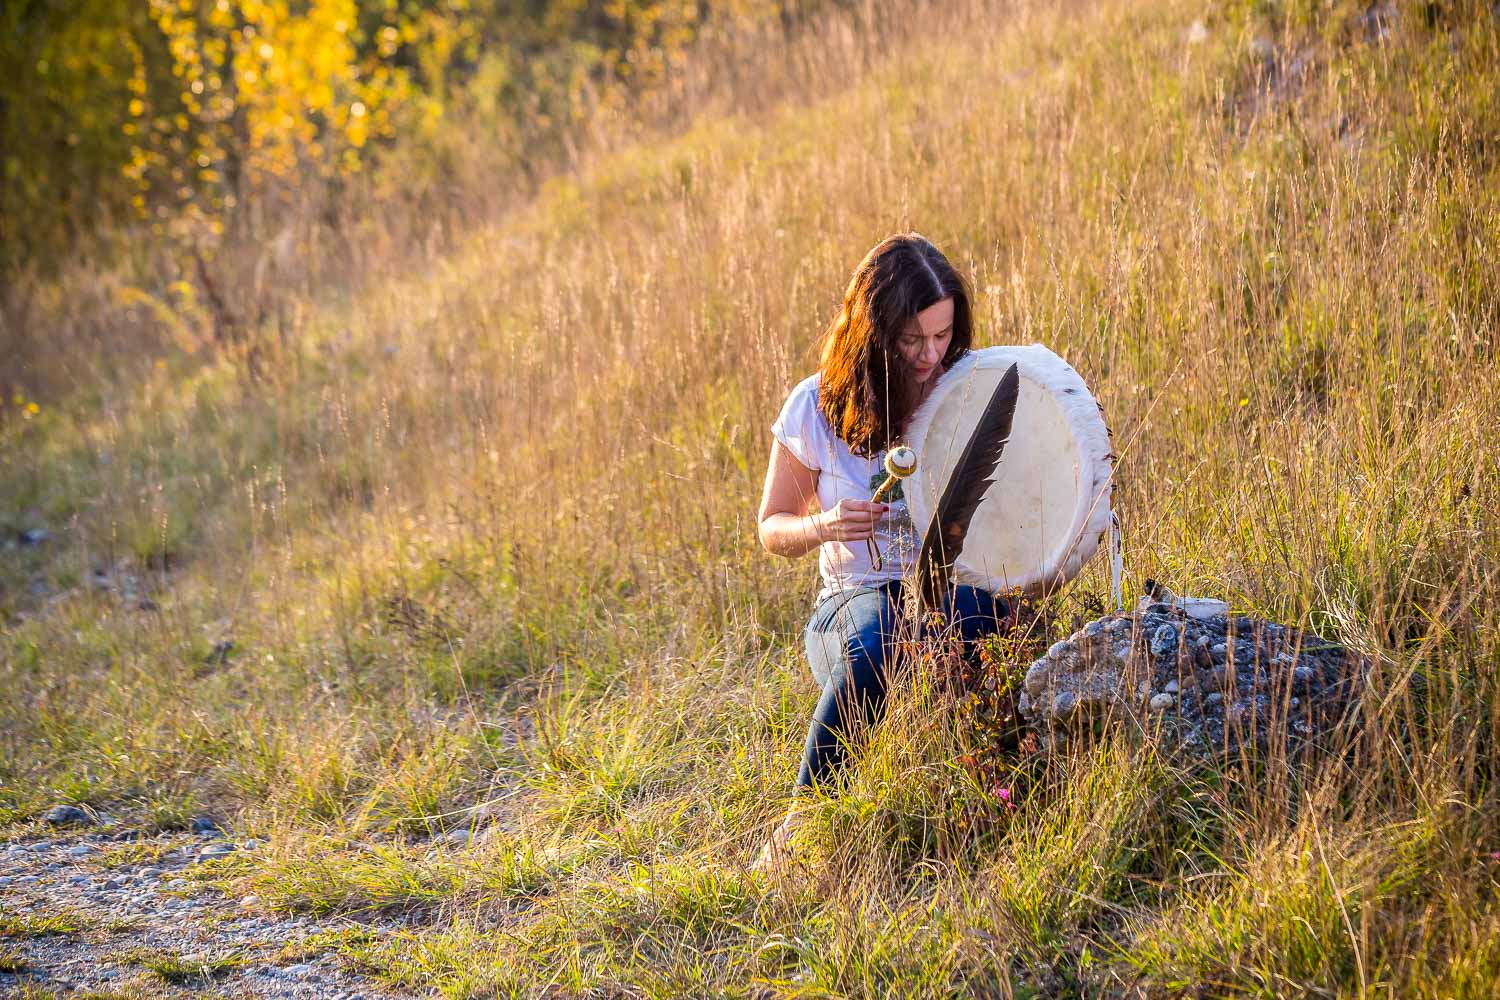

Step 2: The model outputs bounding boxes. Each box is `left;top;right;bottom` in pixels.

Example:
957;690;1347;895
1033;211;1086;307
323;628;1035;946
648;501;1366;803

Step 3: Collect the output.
776;372;823;418
787;371;821;401
772;372;834;467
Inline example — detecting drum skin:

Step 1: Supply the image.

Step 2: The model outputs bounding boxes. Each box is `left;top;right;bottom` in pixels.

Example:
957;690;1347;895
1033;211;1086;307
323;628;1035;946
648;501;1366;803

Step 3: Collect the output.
903;345;1113;597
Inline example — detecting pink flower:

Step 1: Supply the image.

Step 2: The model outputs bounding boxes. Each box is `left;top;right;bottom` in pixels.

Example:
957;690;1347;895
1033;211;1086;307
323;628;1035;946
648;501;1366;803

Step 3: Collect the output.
997;787;1013;808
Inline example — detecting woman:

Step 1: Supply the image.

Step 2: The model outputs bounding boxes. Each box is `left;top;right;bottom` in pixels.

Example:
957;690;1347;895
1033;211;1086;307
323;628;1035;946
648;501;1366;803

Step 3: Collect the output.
754;233;1009;871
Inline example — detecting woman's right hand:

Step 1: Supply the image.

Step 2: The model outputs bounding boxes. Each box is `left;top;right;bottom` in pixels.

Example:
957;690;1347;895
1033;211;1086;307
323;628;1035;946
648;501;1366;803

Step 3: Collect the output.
817;499;889;542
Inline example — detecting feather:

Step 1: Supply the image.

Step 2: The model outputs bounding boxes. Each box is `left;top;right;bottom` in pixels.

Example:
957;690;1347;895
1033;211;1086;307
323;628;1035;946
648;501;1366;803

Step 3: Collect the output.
913;362;1021;616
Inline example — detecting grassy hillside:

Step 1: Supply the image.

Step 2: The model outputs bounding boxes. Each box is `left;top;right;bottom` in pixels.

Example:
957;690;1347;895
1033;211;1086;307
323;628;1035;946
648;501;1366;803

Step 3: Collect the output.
4;0;1500;995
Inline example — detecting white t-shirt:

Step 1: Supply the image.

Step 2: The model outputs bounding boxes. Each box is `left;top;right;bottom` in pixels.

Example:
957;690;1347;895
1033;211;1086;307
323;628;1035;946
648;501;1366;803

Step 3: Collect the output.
771;373;918;602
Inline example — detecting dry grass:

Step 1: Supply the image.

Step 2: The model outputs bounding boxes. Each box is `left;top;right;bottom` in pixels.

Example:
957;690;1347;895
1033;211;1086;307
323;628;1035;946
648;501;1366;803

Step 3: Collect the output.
3;0;1500;995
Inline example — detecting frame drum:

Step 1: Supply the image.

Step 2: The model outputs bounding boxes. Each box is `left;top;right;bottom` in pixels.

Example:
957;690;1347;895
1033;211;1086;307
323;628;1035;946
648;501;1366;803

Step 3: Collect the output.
903;345;1114;596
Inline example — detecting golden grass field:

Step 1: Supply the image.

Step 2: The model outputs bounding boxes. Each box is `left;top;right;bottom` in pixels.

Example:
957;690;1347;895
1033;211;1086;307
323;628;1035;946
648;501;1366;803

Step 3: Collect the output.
3;0;1499;995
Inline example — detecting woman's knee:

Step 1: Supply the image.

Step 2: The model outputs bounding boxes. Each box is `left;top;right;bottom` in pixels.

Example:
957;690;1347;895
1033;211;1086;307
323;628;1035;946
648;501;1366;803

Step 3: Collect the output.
948;585;1010;641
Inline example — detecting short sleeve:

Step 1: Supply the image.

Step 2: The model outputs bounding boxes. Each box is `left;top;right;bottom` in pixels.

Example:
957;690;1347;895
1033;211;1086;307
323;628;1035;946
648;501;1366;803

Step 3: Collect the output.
771;374;827;471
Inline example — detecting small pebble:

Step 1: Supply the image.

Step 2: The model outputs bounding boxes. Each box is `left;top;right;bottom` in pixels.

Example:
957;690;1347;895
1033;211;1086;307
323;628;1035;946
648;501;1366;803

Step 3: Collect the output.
42;804;93;827
1149;624;1178;658
1149;692;1176;712
200;843;236;858
241;895;262;909
67;844;93;857
191;817;224;836
101;878;122;890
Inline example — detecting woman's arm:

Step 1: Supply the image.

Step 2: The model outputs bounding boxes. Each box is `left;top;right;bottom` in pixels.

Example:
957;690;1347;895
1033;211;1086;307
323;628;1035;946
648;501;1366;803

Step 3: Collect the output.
757;440;887;558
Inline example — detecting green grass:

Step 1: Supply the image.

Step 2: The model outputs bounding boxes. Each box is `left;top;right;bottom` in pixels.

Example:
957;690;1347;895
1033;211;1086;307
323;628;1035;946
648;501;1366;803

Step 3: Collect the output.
3;0;1500;996
0;910;94;938
114;946;247;984
95;840;178;868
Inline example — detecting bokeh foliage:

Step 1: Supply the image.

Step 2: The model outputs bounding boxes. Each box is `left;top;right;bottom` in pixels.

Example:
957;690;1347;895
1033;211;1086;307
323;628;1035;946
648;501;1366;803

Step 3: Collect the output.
0;0;793;269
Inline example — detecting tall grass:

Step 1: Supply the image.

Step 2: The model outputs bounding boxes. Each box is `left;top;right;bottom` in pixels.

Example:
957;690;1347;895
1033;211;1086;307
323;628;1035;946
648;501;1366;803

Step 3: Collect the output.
3;0;1499;994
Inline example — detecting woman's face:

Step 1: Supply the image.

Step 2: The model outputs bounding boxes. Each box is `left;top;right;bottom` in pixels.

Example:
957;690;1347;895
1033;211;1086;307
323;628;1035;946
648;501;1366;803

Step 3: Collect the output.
896;296;954;390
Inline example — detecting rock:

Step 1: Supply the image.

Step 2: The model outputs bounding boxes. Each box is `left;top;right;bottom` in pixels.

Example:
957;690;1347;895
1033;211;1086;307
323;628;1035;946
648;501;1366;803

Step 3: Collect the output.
283;964;314;976
1359;2;1396;42
43;804;94;827
18;527;50;546
1018;609;1368;757
240;894;262;909
31;841;53;851
243;838;263;850
438;828;476;847
66;844;93;857
191;816;224;836
101;878;122;890
165;878;190;890
204;639;236;666
200;843;236;858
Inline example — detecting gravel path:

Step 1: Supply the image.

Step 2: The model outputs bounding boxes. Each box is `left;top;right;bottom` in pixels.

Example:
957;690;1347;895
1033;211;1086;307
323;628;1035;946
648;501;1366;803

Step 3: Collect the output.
1;823;416;999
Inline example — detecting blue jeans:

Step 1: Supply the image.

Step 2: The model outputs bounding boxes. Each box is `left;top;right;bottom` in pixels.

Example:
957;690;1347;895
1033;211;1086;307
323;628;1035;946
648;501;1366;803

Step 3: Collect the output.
796;581;1007;789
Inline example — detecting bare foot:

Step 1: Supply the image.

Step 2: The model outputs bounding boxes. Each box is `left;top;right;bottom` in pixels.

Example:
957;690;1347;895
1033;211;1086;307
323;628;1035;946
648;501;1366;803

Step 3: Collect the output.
751;806;806;874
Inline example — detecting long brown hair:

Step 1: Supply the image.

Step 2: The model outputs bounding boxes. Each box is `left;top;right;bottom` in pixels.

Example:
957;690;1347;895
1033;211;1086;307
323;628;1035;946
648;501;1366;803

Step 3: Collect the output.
817;233;974;457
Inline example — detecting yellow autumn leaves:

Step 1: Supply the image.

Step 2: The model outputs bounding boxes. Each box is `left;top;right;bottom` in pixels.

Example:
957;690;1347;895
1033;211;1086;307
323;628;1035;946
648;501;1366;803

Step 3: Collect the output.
139;0;410;210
